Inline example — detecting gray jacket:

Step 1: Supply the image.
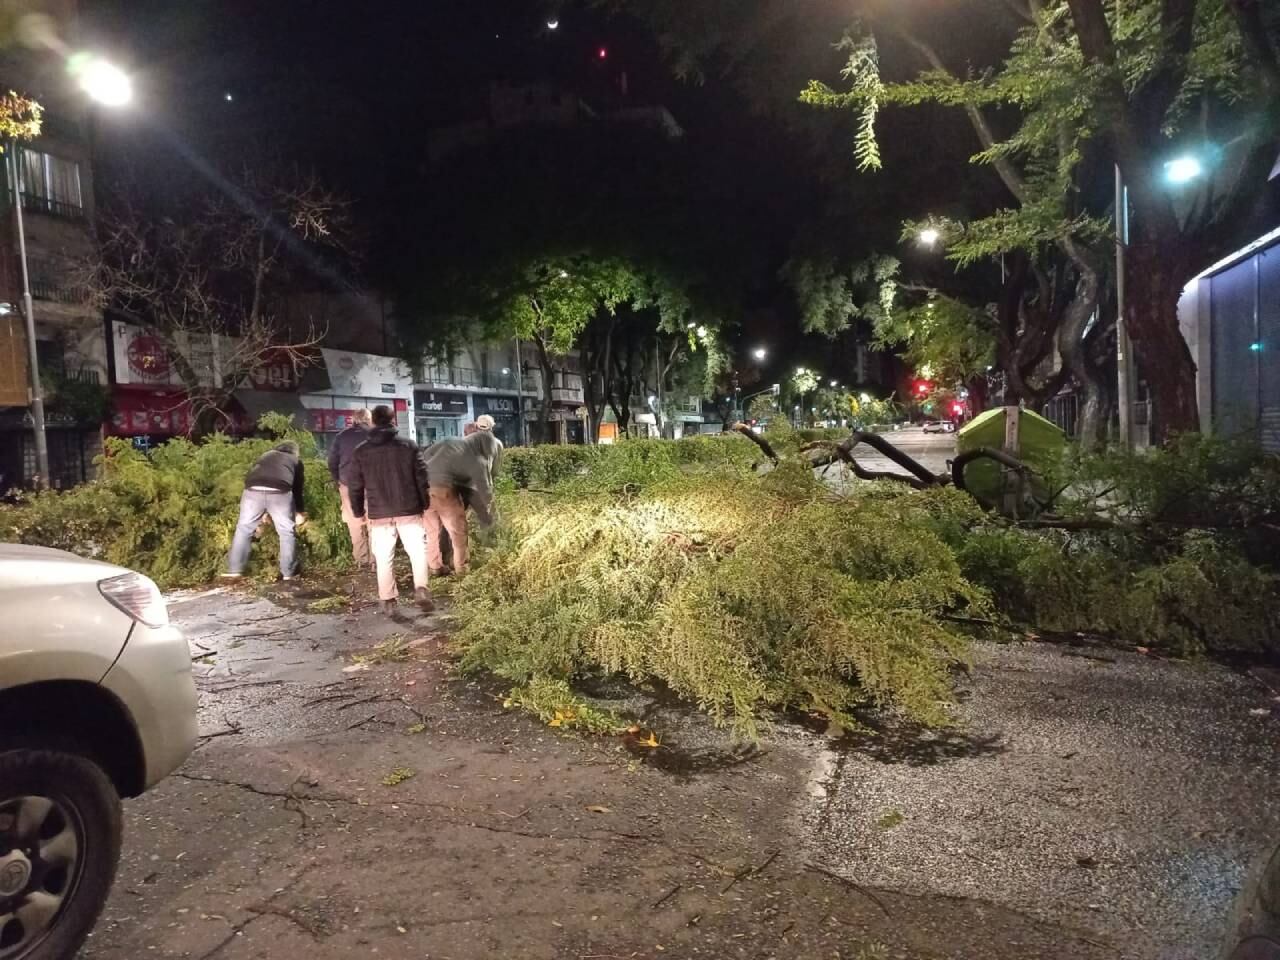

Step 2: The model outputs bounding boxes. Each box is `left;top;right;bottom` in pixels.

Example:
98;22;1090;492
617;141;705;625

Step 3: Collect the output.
423;432;503;525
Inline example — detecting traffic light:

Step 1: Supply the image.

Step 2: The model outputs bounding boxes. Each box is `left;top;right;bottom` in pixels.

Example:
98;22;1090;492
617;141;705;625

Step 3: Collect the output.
913;379;933;396
951;402;964;416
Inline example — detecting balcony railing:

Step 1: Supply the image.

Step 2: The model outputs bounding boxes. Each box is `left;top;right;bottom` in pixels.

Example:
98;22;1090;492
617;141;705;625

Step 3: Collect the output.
21;193;84;221
417;364;541;394
550;386;584;404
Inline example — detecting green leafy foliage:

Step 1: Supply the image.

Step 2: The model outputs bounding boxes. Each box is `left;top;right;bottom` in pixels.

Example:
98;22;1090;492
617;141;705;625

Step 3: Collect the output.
458;447;986;740
0;416;348;587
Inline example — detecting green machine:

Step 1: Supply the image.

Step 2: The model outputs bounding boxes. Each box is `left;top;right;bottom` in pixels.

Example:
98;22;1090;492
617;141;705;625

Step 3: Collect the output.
955;407;1066;510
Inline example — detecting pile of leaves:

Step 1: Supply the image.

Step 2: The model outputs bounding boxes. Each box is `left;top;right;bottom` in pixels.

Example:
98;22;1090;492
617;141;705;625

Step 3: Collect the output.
0;413;349;587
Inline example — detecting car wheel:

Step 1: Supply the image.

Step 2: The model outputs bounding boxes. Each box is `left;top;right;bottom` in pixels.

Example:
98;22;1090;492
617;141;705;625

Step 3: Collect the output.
1223;844;1280;960
0;750;122;960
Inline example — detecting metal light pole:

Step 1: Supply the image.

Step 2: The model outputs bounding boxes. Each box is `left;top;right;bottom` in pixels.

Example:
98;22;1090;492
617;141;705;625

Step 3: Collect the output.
1115;164;1135;448
8;141;48;488
513;336;526;446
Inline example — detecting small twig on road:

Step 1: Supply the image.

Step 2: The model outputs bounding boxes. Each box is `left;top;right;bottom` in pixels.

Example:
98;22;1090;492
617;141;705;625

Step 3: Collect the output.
197;715;243;744
346;712;395;730
201;679;286;694
804;862;891;917
496;807;530;819
397;697;428;723
721;849;780;894
336;694;385;712
302;693;358;708
652;883;682;908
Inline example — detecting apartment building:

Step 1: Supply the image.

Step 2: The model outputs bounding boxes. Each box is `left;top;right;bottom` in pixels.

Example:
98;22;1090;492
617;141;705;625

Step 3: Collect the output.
0;5;108;491
413;340;589;447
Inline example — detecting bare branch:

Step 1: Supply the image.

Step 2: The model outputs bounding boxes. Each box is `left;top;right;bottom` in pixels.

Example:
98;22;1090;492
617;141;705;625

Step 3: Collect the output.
893;25;1031;204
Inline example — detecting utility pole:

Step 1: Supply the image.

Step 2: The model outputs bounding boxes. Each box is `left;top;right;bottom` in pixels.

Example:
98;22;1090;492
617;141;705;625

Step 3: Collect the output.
1115;164;1135;448
9;140;48;488
513;336;526;446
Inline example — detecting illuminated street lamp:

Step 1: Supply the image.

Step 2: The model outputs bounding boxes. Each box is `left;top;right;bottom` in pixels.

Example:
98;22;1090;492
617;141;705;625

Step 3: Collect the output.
1164;154;1204;185
13;55;130;487
918;227;940;248
752;347;767;361
75;56;133;107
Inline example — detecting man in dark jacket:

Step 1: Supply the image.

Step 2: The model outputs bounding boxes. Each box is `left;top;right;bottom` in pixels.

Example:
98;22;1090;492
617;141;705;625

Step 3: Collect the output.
348;405;433;613
327;408;372;567
224;440;305;580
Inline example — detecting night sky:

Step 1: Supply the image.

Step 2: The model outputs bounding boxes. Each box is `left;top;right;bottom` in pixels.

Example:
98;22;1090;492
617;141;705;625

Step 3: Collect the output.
78;0;1017;376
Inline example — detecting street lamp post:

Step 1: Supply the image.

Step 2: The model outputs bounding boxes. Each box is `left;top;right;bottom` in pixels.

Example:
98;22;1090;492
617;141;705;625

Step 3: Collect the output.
1115;165;1134;449
11;55;131;487
8;142;46;487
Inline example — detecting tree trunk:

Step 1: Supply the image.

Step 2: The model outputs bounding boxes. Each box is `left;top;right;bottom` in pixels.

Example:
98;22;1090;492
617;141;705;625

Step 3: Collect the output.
1055;266;1105;449
1124;242;1199;441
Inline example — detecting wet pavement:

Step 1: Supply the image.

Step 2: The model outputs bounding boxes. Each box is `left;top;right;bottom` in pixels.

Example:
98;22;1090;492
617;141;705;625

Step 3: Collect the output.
78;579;1279;960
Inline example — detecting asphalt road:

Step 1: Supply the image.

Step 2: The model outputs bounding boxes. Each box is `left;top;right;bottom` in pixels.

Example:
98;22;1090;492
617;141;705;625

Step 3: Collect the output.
78;575;1279;960
818;426;957;488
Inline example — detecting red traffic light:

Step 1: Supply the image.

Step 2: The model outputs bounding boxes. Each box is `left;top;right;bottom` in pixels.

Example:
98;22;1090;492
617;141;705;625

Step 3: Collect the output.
914;380;932;395
951;402;964;415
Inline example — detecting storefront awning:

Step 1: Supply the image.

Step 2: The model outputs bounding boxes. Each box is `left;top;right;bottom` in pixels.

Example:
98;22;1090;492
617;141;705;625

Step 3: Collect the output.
232;389;312;430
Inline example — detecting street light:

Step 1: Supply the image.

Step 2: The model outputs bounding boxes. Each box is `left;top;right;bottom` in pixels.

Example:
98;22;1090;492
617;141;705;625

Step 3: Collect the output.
752;347;767;361
1164;154;1204;185
75;56;133;107
11;54;131;488
919;227;940;248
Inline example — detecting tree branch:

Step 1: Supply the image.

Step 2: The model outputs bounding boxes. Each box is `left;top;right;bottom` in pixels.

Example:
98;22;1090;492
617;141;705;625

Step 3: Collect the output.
894;26;1031;204
1229;0;1280;107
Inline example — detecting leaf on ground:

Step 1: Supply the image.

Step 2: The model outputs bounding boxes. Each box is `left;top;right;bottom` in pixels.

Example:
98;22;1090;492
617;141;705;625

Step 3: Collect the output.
381;767;416;787
405;722;427;735
876;810;905;830
638;731;661;748
584;805;612;814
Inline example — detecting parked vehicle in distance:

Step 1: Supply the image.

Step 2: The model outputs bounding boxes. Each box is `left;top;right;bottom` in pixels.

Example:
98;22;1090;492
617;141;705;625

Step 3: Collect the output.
922;420;957;434
0;545;197;960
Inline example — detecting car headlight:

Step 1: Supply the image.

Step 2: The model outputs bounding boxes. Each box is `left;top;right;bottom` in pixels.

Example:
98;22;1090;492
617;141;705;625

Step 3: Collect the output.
98;572;170;627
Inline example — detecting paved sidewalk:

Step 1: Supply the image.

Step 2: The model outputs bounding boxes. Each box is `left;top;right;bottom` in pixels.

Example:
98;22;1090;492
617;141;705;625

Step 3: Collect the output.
79;583;1278;960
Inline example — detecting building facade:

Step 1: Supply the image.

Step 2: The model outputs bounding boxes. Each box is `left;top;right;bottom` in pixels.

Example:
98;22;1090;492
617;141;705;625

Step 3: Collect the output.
1178;225;1280;452
0;11;109;491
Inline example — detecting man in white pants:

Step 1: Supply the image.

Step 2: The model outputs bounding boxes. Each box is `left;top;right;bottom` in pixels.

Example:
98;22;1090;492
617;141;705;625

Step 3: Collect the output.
346;405;433;614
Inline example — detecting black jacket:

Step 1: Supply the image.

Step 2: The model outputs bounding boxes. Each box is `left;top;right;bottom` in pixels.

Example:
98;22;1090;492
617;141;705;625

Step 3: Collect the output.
348;427;429;520
327;424;369;485
244;447;305;514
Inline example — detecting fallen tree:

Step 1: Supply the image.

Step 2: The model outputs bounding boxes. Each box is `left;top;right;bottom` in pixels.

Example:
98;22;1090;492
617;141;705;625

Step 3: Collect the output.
461;428;1279;738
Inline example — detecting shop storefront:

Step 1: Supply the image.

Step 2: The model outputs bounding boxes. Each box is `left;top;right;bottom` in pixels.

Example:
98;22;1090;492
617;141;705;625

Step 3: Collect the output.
414;389;469;444
303;349;415;449
471;394;522;447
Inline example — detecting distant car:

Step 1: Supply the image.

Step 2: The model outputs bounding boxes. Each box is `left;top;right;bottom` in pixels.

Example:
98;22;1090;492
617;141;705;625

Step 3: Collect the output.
922;420;956;434
0;545;197;960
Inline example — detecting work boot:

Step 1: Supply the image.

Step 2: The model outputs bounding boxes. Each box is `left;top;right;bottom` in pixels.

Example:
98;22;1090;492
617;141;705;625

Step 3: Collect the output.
414;586;435;612
381;599;397;616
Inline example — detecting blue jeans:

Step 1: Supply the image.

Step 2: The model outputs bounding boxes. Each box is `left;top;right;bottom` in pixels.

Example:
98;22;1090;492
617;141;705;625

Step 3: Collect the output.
227;489;297;577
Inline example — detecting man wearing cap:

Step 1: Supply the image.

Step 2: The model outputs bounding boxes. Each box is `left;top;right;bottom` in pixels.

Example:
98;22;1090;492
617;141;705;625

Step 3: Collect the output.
422;415;503;575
